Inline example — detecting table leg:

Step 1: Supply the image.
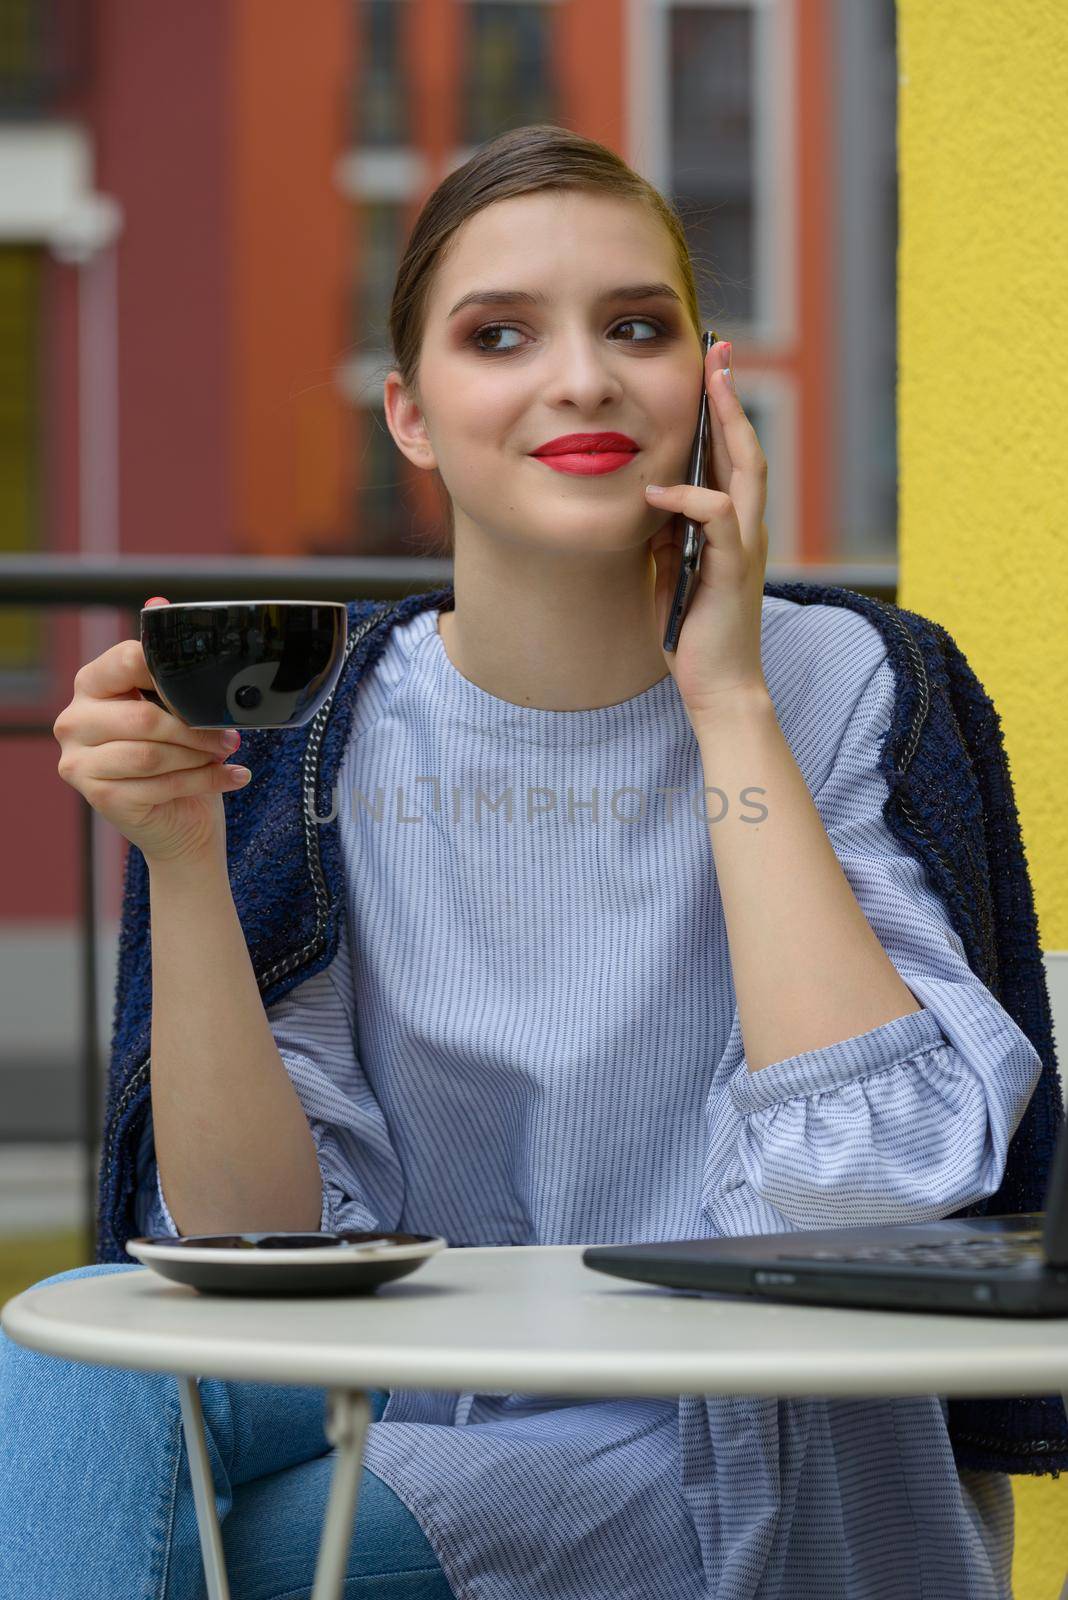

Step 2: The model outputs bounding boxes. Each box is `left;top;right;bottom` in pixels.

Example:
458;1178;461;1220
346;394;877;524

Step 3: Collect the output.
310;1388;373;1600
176;1379;373;1600
176;1375;231;1600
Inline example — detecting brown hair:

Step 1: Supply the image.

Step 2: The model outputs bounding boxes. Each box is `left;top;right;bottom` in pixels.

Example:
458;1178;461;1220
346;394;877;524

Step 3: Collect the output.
386;123;705;557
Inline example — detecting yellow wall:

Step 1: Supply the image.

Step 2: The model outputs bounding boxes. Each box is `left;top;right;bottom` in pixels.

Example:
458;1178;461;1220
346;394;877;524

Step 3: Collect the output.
895;4;1067;1594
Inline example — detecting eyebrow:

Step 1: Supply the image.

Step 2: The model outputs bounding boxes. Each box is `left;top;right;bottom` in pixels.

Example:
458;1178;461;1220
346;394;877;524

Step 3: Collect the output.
446;282;684;320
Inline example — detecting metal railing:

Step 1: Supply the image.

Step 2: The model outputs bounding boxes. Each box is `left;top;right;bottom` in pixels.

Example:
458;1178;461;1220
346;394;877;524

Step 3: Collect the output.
0;551;898;1260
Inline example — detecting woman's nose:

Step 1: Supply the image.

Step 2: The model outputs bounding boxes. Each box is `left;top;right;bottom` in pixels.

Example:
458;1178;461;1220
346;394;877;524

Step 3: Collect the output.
540;340;623;402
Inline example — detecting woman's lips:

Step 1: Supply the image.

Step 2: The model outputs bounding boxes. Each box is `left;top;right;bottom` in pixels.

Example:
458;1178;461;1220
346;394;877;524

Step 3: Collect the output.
532;450;638;476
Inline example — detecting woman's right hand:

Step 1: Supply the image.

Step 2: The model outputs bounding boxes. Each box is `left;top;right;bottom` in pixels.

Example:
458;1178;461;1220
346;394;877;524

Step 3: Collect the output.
52;598;252;869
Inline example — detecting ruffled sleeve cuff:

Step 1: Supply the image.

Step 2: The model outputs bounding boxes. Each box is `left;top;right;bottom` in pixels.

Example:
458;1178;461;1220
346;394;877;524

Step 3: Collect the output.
710;1005;1015;1230
728;1005;946;1115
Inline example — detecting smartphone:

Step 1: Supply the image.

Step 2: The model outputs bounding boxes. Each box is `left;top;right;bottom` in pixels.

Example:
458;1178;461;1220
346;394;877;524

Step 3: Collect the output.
662;328;718;653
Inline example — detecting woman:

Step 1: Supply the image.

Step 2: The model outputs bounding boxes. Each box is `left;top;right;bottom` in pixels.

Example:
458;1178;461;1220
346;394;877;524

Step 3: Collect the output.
6;124;1041;1599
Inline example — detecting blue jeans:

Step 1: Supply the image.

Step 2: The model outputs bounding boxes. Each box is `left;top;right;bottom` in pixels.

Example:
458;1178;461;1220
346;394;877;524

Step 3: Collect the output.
0;1262;454;1599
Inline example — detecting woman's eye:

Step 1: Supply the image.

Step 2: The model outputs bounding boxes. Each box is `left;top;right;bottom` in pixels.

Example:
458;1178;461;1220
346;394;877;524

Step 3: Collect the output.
612;318;665;345
469;317;666;356
471;324;524;354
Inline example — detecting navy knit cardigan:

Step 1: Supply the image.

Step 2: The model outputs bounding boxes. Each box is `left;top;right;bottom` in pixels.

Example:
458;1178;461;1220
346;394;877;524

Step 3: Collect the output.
98;581;1068;1477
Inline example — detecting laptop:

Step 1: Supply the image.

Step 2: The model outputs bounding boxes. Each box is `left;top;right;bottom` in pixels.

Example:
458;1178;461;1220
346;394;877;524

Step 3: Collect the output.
583;1109;1068;1316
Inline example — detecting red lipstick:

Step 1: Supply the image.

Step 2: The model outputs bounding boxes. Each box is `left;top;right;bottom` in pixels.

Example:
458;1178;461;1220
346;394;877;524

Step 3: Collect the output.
530;431;639;477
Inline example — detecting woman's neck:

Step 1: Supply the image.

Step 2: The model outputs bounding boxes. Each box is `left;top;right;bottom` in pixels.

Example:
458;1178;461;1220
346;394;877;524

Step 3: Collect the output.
436;548;670;711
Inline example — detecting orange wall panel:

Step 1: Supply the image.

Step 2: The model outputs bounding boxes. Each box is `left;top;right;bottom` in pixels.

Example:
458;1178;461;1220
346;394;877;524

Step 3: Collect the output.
230;0;354;554
556;0;626;146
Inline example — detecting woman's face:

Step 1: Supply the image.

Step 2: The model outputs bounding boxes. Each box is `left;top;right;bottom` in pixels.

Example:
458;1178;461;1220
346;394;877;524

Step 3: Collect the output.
385;190;702;556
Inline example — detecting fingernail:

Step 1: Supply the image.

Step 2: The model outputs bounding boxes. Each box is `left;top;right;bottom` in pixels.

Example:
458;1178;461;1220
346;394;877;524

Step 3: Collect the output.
645;484;666;495
721;368;735;394
221;729;241;750
226;766;252;785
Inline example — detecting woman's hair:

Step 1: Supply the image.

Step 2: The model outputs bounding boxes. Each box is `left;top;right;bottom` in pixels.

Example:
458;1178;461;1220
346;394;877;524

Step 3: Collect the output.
386;123;705;558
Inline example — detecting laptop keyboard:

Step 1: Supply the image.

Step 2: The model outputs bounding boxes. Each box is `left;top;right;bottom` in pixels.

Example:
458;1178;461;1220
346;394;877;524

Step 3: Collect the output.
784;1233;1045;1271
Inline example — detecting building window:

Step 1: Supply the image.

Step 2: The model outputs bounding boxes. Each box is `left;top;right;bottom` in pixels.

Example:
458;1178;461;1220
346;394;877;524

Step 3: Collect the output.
354;200;408;350
0;0;89;117
352;406;400;554
461;2;558;146
834;0;898;560
668;4;756;327
353;405;445;558
353;0;410;147
0;246;45;680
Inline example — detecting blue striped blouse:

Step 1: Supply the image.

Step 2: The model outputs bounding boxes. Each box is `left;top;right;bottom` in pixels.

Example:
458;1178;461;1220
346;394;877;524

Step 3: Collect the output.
142;596;1041;1599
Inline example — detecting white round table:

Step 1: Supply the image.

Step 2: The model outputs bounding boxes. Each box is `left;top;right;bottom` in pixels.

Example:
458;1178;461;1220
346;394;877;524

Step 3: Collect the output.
5;1244;1068;1600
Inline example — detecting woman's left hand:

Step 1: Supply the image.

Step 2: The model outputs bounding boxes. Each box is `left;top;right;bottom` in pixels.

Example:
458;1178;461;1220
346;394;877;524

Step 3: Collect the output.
647;343;770;726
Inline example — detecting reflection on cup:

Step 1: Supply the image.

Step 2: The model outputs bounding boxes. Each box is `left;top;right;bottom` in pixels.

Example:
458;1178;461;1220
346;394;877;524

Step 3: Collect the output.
140;599;348;730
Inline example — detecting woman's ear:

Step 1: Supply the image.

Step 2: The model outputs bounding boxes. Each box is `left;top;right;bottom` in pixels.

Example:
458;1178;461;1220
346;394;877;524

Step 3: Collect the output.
383;370;437;470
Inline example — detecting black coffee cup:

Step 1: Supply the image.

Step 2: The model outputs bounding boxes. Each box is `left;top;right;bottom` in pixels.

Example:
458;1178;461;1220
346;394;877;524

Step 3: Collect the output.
139;600;348;730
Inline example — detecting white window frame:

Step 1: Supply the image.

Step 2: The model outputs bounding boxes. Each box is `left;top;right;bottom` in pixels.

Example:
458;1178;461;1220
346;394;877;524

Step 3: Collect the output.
625;0;795;347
